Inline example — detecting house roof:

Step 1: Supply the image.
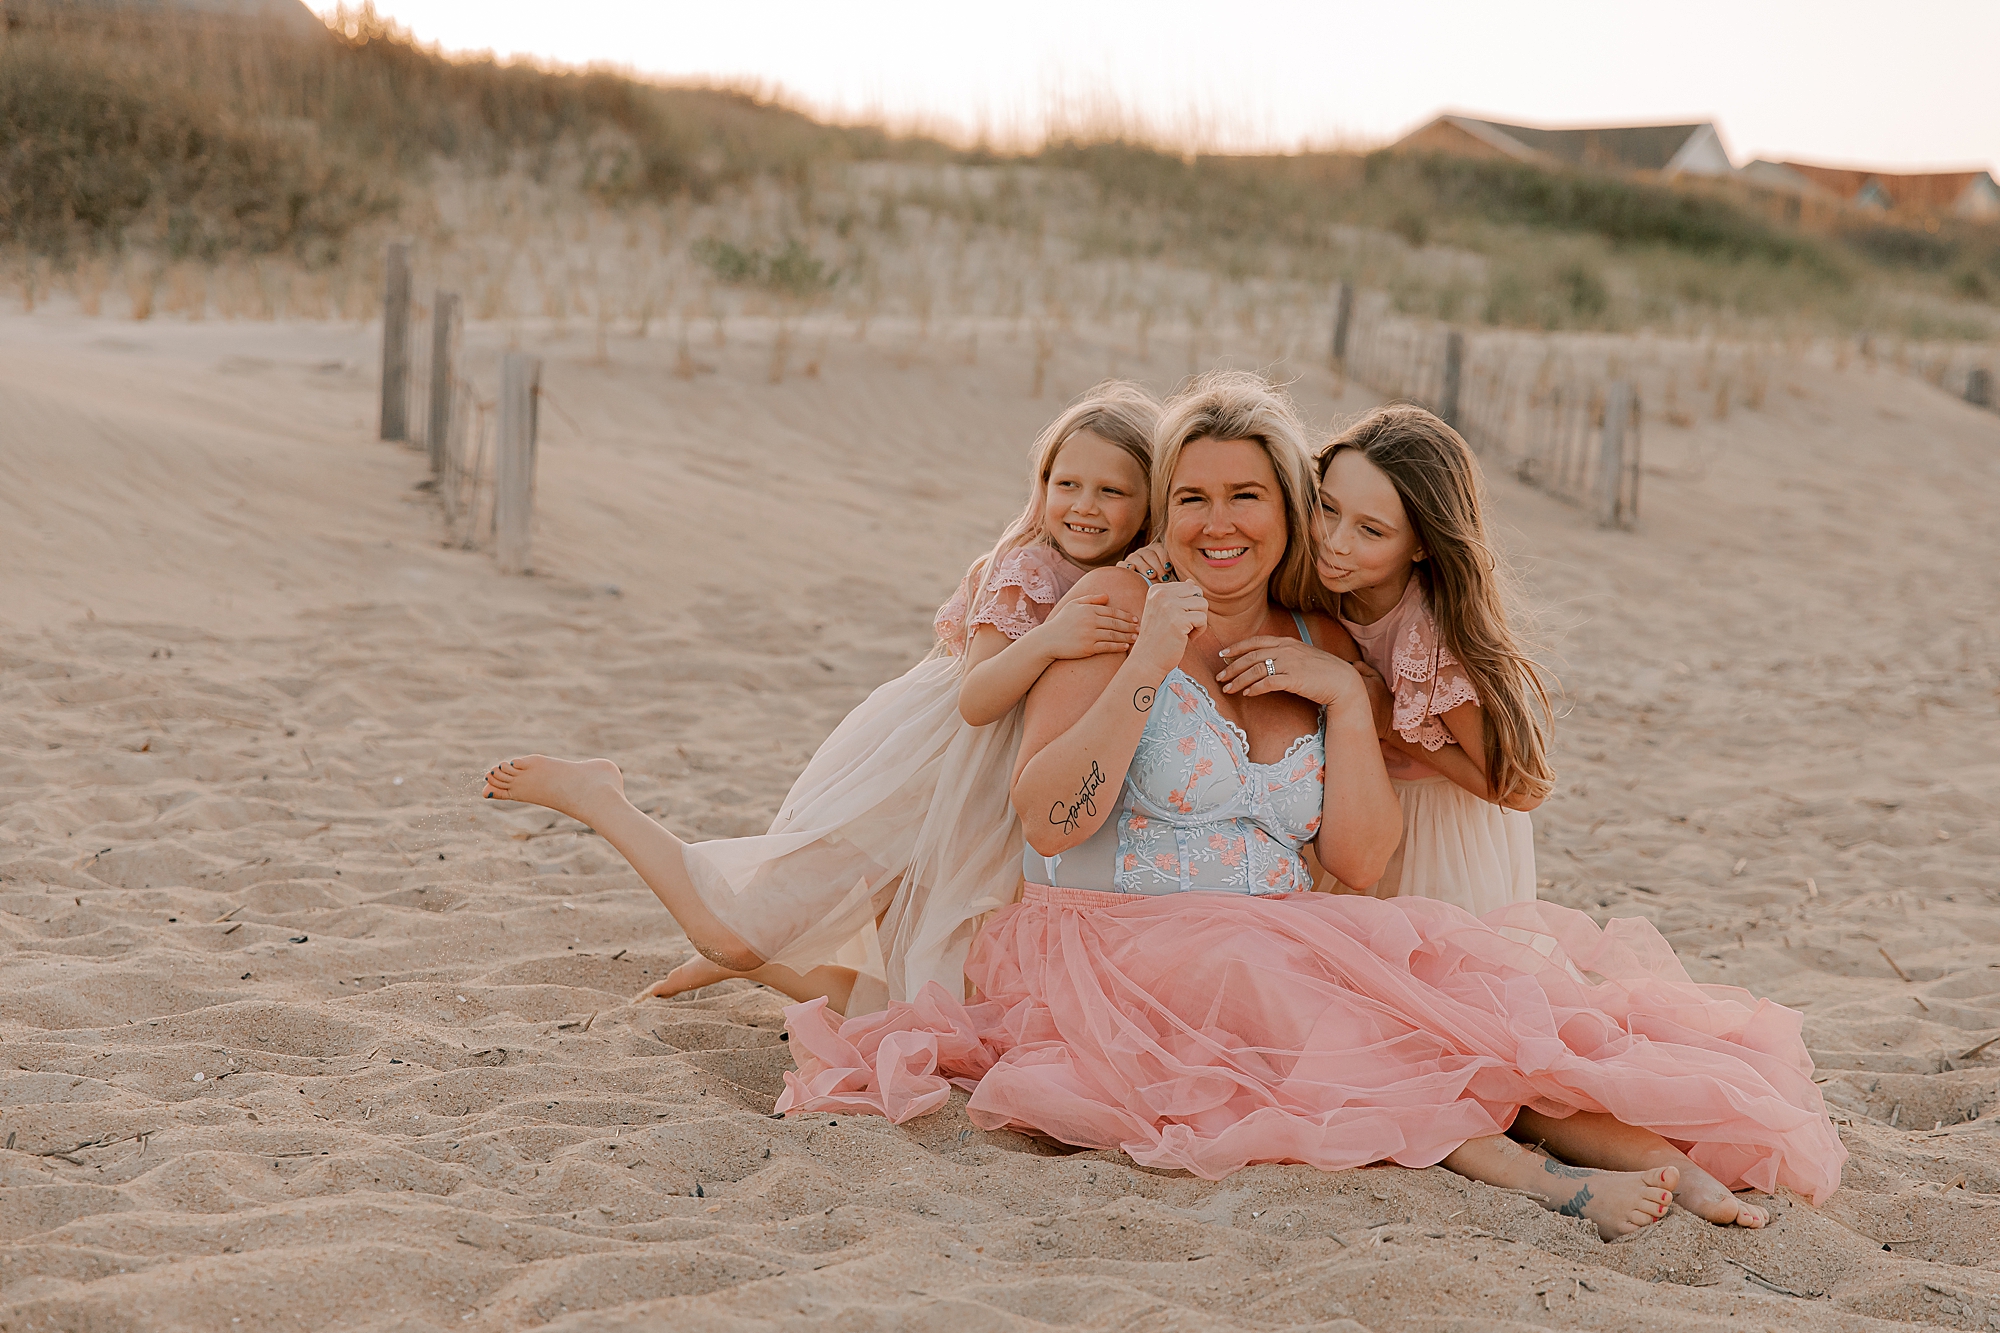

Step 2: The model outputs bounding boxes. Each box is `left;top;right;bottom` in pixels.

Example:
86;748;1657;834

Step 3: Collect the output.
1403;116;1720;174
1774;161;1999;215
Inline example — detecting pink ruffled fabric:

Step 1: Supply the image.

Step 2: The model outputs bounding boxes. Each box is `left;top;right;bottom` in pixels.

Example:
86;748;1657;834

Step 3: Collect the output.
933;543;1085;656
778;891;1846;1201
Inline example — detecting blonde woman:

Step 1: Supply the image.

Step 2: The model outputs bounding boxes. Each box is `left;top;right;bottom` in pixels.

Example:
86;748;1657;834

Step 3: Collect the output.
481;383;1161;1015
781;372;1841;1240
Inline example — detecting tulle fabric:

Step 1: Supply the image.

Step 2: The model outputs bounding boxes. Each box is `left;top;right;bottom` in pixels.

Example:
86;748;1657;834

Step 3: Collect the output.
778;889;1845;1202
680;655;1026;1011
1371;775;1536;916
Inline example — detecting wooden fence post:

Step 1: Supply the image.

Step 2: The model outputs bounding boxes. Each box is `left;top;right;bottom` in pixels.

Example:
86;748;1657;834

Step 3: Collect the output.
1598;380;1632;527
1439;330;1464;430
1968;367;1994;409
427;291;458;475
494;351;541;574
380;242;411;441
1331;282;1355;366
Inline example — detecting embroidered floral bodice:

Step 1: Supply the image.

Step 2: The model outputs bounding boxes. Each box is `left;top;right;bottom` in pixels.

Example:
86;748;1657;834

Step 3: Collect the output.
934;543;1087;656
1341;578;1479;782
1026;612;1326;896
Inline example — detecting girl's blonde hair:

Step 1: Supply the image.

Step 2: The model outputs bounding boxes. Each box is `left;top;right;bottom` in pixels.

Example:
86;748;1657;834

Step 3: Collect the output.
954;380;1161;653
1152;371;1333;615
1318;405;1555;805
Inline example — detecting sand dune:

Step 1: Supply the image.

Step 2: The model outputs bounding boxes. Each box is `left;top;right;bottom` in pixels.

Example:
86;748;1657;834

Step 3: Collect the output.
2;308;1998;1332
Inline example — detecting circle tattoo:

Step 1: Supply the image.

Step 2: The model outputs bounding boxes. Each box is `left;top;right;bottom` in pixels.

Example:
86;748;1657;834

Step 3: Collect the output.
1132;685;1157;712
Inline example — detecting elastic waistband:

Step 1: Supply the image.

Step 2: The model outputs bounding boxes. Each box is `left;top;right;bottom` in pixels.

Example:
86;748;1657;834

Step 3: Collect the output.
1020;882;1152;911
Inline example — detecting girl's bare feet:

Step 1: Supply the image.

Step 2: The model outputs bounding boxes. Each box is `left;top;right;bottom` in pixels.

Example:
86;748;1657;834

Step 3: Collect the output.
1669;1164;1770;1228
482;755;624;821
633;956;747;1004
1525;1157;1680;1241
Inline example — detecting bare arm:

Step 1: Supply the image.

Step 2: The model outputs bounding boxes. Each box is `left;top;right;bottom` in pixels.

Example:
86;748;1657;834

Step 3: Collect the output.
1431;703;1545;811
1012;571;1205;856
1214;618;1401;888
958;594;1139;727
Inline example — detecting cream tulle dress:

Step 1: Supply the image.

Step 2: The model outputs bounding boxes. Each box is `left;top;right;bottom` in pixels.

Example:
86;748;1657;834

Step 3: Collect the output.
1341;579;1536;916
680;543;1084;1014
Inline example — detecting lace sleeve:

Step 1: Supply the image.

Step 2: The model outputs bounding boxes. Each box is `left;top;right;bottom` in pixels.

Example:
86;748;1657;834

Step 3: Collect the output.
1387;610;1481;752
966;545;1068;642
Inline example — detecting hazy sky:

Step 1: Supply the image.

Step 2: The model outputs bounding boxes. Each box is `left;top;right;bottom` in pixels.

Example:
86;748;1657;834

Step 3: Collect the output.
356;1;2000;173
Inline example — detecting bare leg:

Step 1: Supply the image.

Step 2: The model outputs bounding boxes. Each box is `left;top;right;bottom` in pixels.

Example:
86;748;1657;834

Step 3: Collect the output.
481;755;763;970
636;956;860;1012
1442;1134;1676;1241
1512;1108;1770;1229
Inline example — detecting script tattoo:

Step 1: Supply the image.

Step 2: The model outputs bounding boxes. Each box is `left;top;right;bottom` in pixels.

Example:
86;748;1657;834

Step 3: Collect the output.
1132;685;1157;712
1556;1184;1593;1219
1050;761;1107;834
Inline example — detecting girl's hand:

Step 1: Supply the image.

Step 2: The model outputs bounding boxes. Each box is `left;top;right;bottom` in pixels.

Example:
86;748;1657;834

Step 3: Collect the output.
1116;542;1174;584
1217;634;1366;710
1352;659;1396;740
1131;582;1207;676
1032;594;1139;660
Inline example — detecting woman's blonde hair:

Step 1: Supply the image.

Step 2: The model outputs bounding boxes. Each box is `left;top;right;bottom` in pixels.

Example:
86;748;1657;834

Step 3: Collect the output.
1318;405;1555;805
953;380;1161;653
1152;371;1333;615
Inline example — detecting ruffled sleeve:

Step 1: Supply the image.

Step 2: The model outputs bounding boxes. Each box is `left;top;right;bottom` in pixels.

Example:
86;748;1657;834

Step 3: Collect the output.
933;544;1083;656
1388;605;1481;752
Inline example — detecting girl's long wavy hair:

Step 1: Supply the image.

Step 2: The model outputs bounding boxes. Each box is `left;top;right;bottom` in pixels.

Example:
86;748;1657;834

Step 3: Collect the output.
949;381;1161;662
1151;371;1334;616
1318;405;1555;804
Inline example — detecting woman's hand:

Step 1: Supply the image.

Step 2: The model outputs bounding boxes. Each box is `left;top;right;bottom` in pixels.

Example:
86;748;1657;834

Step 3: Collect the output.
1116;542;1174;584
1216;633;1367;710
1029;594;1139;661
1132;582;1206;676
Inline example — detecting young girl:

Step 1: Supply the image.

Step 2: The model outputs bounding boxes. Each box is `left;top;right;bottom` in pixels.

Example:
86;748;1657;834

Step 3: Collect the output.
479;383;1162;1016
1312;404;1551;915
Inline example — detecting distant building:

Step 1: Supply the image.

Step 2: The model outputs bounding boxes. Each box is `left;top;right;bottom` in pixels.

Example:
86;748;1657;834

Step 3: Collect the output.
1746;161;2000;221
1389;114;1734;179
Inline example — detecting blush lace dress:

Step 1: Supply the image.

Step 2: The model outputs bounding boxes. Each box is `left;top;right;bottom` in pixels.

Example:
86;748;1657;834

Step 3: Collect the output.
774;610;1846;1201
680;543;1085;1014
1341;578;1536;915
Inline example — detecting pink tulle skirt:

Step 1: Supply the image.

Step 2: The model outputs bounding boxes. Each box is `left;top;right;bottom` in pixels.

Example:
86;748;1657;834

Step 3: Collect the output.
778;886;1845;1202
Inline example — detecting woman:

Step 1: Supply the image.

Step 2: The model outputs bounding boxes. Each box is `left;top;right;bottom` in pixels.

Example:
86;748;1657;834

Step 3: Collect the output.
782;372;1844;1241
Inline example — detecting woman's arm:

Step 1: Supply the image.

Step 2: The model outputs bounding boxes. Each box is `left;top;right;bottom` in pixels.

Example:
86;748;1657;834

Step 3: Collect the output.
1012;570;1205;856
1215;618;1400;888
958;595;1138;727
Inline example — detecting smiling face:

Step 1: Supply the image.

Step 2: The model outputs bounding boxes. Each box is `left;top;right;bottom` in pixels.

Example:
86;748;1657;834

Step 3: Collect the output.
1042;430;1151;567
1314;447;1423;607
1163;437;1290;605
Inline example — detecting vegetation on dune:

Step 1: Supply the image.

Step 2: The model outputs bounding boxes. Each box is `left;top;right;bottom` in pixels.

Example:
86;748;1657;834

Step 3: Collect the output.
0;0;1994;338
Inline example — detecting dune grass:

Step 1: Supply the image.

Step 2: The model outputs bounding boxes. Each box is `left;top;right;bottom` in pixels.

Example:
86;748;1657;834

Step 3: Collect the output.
1;1;1994;343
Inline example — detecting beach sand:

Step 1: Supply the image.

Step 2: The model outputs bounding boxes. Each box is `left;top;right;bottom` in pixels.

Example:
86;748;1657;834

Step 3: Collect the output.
3;309;1998;1332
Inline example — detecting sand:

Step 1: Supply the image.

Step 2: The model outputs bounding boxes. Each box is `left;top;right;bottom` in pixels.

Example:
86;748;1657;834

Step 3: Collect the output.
2;306;1998;1333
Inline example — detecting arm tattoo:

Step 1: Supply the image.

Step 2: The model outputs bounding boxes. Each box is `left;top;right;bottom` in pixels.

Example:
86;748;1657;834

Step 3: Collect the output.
1132;685;1156;711
1050;761;1107;834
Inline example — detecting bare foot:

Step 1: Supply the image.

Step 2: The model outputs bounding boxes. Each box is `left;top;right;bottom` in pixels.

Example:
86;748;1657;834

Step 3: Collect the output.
481;754;624;822
1670;1164;1770;1228
633;956;747;1004
1528;1157;1679;1241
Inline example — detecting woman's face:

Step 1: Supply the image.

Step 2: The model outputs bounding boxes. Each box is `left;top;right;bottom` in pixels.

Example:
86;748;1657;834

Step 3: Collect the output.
1164;437;1290;605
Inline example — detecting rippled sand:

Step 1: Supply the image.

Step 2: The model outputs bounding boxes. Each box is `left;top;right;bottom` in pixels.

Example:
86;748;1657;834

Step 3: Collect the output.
3;312;1998;1331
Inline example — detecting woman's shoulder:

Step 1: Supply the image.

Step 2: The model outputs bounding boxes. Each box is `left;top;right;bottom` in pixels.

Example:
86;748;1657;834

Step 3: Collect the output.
1292;608;1360;661
1069;564;1150;612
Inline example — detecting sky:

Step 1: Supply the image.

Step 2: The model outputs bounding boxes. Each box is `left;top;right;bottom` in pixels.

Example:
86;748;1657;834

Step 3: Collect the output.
352;0;2000;174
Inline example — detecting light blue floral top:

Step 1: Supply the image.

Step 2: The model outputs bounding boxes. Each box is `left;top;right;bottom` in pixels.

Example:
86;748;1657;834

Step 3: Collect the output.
1025;612;1326;895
